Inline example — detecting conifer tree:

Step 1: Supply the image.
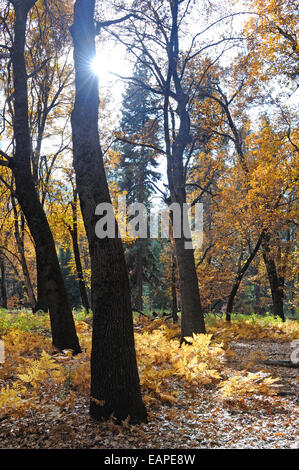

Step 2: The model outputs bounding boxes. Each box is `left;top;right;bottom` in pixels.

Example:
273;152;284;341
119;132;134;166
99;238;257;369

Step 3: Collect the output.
117;63;161;312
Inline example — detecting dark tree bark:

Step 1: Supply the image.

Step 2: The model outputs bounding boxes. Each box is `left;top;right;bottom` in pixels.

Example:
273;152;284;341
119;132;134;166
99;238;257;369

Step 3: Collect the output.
69;189;90;312
110;0;206;340
171;252;178;323
262;233;285;321
34;269;49;313
11;195;36;310
136;239;144;312
226;231;264;321
0;255;8;309
164;1;206;341
70;0;147;424
9;0;81;353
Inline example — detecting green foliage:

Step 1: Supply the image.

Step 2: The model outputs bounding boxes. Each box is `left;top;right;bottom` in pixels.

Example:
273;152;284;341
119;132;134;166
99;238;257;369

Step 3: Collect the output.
58;247;82;309
0;309;49;335
74;308;92;323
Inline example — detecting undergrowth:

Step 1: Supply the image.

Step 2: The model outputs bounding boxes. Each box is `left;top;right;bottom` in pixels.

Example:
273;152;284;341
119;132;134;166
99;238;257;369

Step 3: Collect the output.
0;310;298;420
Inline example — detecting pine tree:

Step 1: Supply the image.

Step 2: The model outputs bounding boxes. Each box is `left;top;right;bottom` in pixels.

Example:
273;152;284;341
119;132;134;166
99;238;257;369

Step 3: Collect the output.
117;63;161;312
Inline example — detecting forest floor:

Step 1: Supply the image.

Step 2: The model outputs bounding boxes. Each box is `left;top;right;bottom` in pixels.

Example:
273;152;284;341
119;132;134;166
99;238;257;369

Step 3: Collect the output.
0;311;298;449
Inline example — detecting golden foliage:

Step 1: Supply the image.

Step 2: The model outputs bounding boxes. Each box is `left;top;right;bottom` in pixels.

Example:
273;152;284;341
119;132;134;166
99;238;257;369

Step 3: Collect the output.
208;318;299;343
0;314;298;420
218;371;280;399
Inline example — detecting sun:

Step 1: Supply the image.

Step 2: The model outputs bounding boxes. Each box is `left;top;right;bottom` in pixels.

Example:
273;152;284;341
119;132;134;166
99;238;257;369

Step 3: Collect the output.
90;55;101;76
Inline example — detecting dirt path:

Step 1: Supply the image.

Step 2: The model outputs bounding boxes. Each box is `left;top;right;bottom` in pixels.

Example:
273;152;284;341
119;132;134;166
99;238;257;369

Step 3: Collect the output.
227;338;299;399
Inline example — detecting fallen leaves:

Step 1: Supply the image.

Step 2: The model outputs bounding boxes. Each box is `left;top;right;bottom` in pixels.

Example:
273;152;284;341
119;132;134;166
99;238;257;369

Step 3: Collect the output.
0;312;298;448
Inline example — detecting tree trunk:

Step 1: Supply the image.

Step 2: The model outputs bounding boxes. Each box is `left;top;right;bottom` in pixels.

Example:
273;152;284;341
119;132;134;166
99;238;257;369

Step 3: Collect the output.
34;267;49;313
11;196;36;310
167;141;206;339
171;252;178;323
226;231;264;321
174;234;206;339
70;0;147;424
69;191;90;312
0;256;8;309
226;281;240;322
163;1;205;341
136;239;143;312
14;216;36;310
10;0;81;353
262;234;285;321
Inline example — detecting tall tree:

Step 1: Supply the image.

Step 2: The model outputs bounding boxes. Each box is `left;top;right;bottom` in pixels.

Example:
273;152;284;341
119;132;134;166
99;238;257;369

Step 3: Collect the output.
109;0;208;340
3;0;81;353
70;0;147;423
117;62;160;311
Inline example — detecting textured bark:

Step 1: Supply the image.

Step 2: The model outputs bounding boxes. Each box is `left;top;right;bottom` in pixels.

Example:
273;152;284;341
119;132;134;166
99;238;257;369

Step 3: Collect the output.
10;0;81;353
262;234;285;321
174;234;206;339
0;256;8;309
34;267;48;313
69;190;90;312
70;0;147;424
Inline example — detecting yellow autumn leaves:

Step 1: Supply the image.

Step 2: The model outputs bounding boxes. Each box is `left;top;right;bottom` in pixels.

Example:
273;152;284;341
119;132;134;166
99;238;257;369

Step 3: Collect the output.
2;315;298;419
218;371;280;399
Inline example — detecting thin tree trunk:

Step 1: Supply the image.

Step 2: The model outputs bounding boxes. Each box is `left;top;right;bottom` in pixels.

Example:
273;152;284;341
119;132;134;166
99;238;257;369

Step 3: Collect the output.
171;252;178;323
14;214;36;310
164;1;205;341
11;195;36;310
226;231;264;321
251;265;263;315
70;0;146;423
136;239;143;312
10;0;81;353
69;190;90;312
0;256;8;309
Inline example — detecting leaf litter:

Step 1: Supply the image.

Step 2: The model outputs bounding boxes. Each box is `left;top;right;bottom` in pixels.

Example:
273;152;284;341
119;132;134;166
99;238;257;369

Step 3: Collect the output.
0;315;298;449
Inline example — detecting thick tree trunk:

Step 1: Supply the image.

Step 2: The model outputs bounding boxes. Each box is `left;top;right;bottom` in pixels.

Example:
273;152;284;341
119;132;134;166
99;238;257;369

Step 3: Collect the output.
262;235;285;321
34;267;49;313
167;146;206;339
10;0;81;353
0;256;8;309
70;0;147;424
174;234;206;339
